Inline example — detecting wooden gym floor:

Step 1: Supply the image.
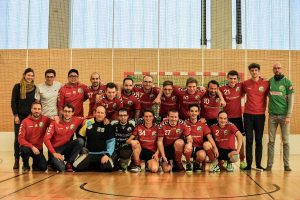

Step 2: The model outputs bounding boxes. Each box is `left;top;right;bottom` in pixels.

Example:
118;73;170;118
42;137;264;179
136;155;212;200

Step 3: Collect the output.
0;151;299;200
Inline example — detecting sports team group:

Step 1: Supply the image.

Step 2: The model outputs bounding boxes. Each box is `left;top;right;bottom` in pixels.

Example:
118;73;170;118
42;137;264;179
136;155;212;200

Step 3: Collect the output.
11;62;294;174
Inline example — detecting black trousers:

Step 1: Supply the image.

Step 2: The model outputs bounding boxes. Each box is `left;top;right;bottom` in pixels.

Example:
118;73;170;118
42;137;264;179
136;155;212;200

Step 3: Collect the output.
20;146;47;171
243;113;265;167
75;154;113;172
14;116;26;159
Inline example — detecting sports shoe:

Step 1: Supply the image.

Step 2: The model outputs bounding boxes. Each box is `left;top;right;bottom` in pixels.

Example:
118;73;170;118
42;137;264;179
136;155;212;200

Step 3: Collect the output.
193;162;202;173
185;163;193;174
243;165;251;170
226;162;234;172
265;165;272;171
256;166;266;171
209;163;220;173
22;164;30;172
284;166;292;171
13;158;19;170
129;165;141;173
66;163;74;172
240;161;247;170
172;162;184;172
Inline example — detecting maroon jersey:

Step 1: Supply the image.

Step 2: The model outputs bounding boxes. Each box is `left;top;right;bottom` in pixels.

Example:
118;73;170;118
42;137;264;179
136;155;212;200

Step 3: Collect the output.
173;86;205;119
220;83;243;118
18;115;52;150
210;122;239;149
200;92;220;120
132;124;158;152
160;93;178;118
94;96;123;120
133;86;160;115
85;84;106;117
44;117;84;154
185;119;211;148
121;90;141;119
242;78;269;115
58;83;88;117
158;119;191;146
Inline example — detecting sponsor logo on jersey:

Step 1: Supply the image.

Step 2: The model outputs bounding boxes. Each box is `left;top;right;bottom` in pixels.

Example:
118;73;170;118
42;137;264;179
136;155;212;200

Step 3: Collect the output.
97;127;105;132
39;122;44;127
258;86;264;92
70;124;75;130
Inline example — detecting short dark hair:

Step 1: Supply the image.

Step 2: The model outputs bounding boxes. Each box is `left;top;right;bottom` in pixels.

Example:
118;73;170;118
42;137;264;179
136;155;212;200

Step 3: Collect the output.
143;109;155;116
31;101;42;108
168;109;179;115
45;69;56;77
227;70;239;77
248;63;260;71
143;75;153;81
218;110;227;117
123;77;133;85
23;67;34;76
68;69;79;77
208;80;219;88
188;103;199;111
163;80;173;87
63;103;74;112
186;77;198;86
118;108;128;114
106;82;118;90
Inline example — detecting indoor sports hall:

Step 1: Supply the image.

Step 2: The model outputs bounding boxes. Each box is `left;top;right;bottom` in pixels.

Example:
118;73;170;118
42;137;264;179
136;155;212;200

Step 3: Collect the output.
0;0;300;199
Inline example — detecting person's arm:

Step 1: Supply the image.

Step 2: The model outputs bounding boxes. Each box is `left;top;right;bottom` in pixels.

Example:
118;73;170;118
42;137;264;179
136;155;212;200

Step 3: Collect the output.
206;134;219;157
286;93;295;123
153;88;163;104
157;136;167;163
216;89;226;107
18;121;34;149
44;122;56;155
126;135;135;145
57;87;65;117
11;84;20;124
235;131;243;153
105;138;115;157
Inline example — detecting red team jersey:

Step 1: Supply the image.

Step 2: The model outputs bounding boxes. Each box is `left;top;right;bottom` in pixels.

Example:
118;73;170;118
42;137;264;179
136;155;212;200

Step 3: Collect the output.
158;120;191;146
133;86;160;115
173;86;205;119
121;90;141;119
18;115;52;150
185;119;211;148
84;84;106;118
58;83;88;117
132;124;158;152
44;117;84;154
219;83;243;118
160;93;178;118
210;122;239;150
200;92;220;120
242;78;269;115
93;96;123;120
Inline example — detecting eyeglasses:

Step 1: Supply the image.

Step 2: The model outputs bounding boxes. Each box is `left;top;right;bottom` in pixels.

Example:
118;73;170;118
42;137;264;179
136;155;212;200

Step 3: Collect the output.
69;75;78;78
119;114;128;117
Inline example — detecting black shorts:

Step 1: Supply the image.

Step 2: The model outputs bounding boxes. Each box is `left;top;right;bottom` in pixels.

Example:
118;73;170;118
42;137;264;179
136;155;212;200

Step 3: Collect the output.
229;117;245;135
192;147;204;158
140;148;155;162
164;145;175;161
218;148;235;161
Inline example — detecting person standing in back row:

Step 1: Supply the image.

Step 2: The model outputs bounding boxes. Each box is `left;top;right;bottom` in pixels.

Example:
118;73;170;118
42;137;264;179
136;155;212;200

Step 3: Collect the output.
266;63;294;171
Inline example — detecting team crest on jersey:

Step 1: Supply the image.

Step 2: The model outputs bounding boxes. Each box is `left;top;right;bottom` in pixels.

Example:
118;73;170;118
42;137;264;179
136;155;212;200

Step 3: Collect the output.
176;129;181;134
127;100;133;106
161;97;165;101
149;94;154;99
216;98;220;103
197;126;202;131
112;103;117;109
183;96;189;100
127;127;133;132
279;85;285;91
258;86;264;92
70;124;75;130
97;127;105;132
152;131;157;137
78;88;83;94
39;122;44;127
224;130;229;135
236;87;240;92
87;124;93;130
195;95;201;100
172;96;177;101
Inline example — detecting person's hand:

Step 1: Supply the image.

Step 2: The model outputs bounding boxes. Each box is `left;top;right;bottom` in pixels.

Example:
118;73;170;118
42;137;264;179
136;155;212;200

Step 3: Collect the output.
53;153;64;161
101;155;109;164
285;117;291;124
32;146;40;155
14;116;20;124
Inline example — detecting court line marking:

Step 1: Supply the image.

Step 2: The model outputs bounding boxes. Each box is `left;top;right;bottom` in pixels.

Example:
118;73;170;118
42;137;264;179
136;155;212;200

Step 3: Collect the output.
0;173;25;184
80;182;280;199
0;174;56;199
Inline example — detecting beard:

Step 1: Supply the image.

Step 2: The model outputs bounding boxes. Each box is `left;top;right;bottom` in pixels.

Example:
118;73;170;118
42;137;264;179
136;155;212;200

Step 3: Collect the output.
274;74;284;81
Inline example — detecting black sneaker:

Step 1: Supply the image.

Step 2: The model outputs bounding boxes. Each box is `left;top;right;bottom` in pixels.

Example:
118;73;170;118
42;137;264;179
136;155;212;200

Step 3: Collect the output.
193;162;202;173
185;163;193;174
284;166;292;171
256;166;266;171
243;165;252;170
129;164;141;173
172;162;184;172
22;164;30;172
